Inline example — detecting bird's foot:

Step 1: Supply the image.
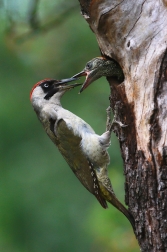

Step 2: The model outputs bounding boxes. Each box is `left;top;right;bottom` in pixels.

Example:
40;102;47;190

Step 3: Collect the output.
106;106;112;131
106;103;128;132
113;119;127;128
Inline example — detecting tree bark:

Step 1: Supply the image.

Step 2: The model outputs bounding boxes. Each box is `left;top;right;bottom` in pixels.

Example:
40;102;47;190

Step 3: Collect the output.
78;1;167;251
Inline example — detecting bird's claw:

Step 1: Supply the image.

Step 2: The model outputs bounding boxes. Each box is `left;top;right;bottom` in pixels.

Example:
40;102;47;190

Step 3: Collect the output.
106;105;128;132
114;120;128;128
106;106;112;131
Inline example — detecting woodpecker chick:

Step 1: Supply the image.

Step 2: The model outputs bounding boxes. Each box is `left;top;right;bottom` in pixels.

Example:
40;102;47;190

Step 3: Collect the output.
73;57;124;93
30;77;135;230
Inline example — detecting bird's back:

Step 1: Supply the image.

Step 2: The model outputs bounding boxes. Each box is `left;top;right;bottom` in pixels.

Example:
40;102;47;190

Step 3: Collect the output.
55;118;108;208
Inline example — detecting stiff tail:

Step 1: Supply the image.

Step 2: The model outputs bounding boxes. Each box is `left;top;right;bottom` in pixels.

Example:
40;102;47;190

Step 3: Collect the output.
108;195;135;231
98;180;135;230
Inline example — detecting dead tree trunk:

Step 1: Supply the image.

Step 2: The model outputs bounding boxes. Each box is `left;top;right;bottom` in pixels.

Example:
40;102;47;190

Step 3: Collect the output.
78;1;167;251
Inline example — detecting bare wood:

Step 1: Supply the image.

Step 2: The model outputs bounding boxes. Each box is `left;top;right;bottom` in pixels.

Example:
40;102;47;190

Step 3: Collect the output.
78;1;167;251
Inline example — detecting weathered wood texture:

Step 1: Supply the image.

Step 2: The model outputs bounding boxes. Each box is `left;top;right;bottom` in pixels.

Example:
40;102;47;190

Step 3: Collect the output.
78;1;167;251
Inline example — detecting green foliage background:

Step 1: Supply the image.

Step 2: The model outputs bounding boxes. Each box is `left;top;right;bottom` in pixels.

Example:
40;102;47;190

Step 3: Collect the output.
0;1;139;251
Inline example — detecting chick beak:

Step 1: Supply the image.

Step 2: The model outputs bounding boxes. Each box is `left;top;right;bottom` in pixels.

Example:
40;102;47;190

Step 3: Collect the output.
73;70;93;93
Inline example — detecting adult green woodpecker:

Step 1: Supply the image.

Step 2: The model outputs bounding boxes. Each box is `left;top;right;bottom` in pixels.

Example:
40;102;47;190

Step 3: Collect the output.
30;77;135;230
73;57;124;93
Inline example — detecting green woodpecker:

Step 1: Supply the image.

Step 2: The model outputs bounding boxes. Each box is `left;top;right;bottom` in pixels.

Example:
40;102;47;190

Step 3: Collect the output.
30;77;135;230
73;57;124;93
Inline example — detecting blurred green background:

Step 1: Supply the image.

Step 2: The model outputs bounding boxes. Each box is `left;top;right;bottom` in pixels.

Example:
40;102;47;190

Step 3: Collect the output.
0;0;139;251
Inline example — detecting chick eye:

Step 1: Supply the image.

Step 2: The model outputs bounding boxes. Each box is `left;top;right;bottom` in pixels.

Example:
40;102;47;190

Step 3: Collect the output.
86;62;92;70
43;83;49;88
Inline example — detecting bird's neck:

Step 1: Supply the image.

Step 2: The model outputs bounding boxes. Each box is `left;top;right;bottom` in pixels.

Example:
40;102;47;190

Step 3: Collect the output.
107;62;124;81
32;96;62;113
50;97;62;107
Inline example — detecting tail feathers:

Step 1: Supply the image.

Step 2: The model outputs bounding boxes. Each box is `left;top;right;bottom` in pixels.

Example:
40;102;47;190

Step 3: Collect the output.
95;190;135;230
108;196;135;231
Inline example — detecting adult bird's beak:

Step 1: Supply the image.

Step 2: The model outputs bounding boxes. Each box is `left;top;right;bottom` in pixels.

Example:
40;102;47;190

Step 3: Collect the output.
55;77;82;91
57;82;82;91
73;70;94;93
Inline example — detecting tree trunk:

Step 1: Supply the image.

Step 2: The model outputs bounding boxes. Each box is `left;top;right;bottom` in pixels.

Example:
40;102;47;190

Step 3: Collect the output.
78;1;167;251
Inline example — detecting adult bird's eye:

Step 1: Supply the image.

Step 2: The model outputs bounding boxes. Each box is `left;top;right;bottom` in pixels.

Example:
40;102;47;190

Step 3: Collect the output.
44;83;49;88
